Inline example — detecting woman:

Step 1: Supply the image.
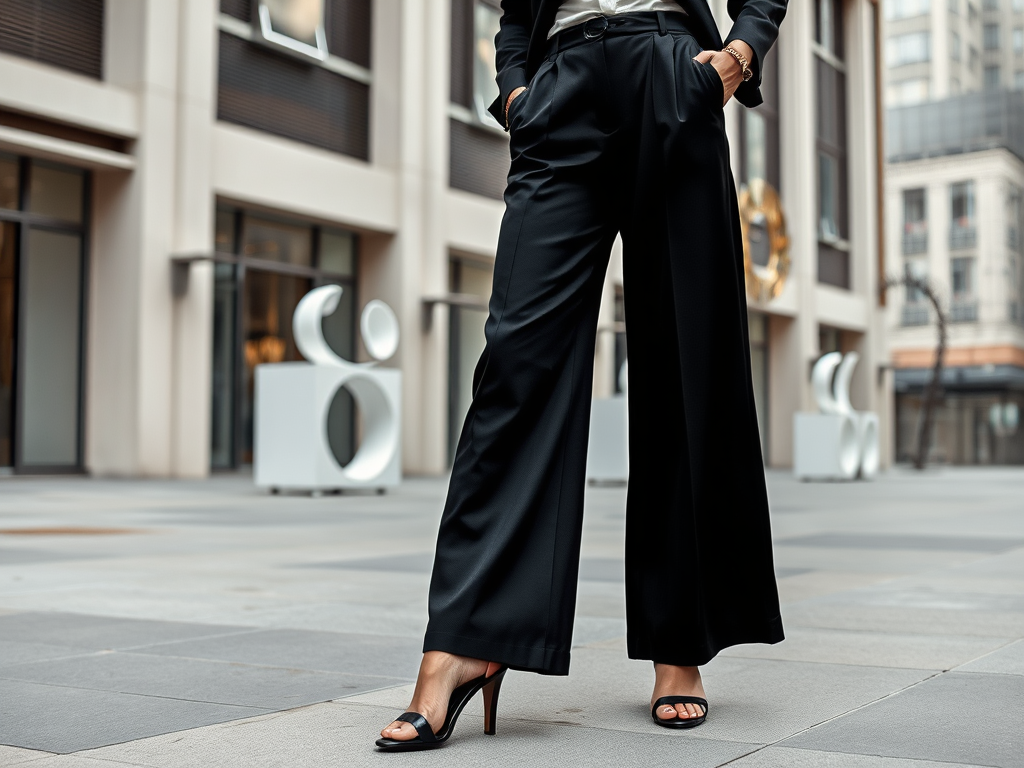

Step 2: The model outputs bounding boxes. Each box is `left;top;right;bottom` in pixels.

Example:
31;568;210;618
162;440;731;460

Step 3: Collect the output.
378;0;788;750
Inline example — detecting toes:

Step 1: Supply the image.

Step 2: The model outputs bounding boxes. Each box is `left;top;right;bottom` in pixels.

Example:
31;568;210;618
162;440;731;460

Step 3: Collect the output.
380;721;415;741
657;704;678;720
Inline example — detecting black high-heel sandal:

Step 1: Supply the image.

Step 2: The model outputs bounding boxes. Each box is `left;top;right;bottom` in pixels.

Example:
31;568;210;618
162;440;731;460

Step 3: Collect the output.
651;695;708;729
375;666;508;752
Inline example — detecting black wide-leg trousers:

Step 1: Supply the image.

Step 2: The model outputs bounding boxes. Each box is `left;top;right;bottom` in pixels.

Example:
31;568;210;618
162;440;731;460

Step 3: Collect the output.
425;13;784;676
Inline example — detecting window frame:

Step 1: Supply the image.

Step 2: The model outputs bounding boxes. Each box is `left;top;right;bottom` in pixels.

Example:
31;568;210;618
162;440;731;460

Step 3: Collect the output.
257;0;330;61
0;154;90;474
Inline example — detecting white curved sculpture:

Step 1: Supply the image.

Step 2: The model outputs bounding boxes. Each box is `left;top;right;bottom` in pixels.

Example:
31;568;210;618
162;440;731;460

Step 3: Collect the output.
795;351;879;481
254;285;402;493
360;300;400;362
812;351;844;415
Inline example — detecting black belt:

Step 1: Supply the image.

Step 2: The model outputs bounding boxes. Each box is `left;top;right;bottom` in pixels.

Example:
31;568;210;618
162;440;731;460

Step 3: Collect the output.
545;11;693;57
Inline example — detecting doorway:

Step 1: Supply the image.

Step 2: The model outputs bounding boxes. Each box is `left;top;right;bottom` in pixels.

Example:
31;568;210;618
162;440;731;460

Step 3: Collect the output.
0;153;87;473
211;205;358;469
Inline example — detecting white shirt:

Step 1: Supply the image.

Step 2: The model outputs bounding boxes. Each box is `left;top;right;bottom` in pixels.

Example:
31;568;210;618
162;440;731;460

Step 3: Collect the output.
548;0;688;39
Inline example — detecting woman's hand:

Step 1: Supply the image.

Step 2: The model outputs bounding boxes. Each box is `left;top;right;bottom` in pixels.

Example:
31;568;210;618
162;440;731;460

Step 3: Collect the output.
692;39;754;107
505;86;527;128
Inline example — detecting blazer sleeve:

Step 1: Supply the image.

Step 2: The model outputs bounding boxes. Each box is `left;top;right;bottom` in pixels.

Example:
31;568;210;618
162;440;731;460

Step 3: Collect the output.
723;0;789;108
488;0;533;128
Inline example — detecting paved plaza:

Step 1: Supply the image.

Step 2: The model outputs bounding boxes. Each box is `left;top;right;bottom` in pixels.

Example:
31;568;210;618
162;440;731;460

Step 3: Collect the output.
0;468;1023;767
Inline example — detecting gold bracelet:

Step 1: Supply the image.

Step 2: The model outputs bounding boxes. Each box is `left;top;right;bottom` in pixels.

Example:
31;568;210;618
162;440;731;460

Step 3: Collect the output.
723;46;753;82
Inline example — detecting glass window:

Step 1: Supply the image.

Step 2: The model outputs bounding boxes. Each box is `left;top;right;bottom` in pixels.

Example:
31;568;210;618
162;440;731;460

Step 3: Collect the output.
319;229;355;275
1015;28;1024;51
242;215;313;266
903;188;927;254
473;1;502;125
985;23;1001;49
904;258;929;303
215;208;237;253
951;256;976;297
1016;0;1024;11
950;0;960;12
1017;70;1024;88
21;229;82;466
0;154;18;211
210;262;236;470
887;78;930;105
985;64;1002;87
0;222;14;466
887;31;931;66
886;0;931;19
904;188;926;225
448;256;493;463
744;111;767;183
28;163;84;224
951;181;976;225
818;153;840;240
210;206;358;469
258;0;328;60
1007;183;1022;250
984;0;999;9
952;31;962;60
816;0;844;56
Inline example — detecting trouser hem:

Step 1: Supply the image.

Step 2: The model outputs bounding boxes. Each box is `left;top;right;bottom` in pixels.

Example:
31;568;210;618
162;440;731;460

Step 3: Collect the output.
627;614;786;667
423;630;571;676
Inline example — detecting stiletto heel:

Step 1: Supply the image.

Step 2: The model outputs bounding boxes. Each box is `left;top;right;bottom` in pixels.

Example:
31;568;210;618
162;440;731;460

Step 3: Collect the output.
375;666;508;751
481;671;504;735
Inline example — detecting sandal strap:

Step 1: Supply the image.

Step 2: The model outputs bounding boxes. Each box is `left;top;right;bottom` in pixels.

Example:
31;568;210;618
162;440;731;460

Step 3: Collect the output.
652;695;708;717
394;712;437;743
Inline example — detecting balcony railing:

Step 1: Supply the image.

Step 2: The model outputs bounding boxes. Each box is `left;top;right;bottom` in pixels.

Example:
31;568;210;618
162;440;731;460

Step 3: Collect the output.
902;231;928;254
949;299;979;323
950;225;977;250
901;304;931;326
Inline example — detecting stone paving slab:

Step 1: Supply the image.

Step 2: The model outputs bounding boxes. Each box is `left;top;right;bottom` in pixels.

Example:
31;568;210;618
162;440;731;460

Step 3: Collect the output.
0;678;271;754
136;627;422;679
957;639;1024;676
0;745;53;766
82;700;759;768
0;613;251;651
345;648;932;746
2;469;1023;765
0;651;402;710
780;672;1024;768
719;626;1009;670
0;639;96;668
777;533;1024;553
727;746;990;768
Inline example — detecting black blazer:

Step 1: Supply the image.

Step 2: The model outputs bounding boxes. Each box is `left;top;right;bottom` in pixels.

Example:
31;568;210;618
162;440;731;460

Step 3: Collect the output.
488;0;789;126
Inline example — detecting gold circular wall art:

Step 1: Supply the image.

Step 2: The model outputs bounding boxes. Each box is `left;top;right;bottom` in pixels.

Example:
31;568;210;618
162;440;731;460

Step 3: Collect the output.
739;179;790;303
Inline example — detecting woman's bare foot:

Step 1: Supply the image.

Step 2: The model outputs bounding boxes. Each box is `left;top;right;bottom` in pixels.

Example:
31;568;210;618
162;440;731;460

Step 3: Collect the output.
380;651;501;741
651;663;707;721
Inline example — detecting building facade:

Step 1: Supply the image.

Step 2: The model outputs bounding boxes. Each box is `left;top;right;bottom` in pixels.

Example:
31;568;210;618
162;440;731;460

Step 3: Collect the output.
886;93;1024;464
0;0;887;477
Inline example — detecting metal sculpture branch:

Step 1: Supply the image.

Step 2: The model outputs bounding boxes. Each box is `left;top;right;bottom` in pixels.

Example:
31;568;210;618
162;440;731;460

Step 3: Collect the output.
883;271;948;469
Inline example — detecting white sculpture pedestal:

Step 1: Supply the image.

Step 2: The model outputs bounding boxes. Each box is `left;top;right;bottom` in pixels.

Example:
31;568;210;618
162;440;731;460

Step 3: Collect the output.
587;395;628;483
253;286;402;494
254;363;401;492
793;413;859;481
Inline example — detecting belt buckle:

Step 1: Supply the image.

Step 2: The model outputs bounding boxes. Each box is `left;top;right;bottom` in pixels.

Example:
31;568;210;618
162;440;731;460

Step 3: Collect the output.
583;15;609;41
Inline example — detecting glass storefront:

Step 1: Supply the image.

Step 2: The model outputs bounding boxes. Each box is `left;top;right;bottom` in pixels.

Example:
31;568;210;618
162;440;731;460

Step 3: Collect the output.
447;255;493;463
748;311;769;463
0;153;87;472
211;205;357;469
896;390;1024;465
